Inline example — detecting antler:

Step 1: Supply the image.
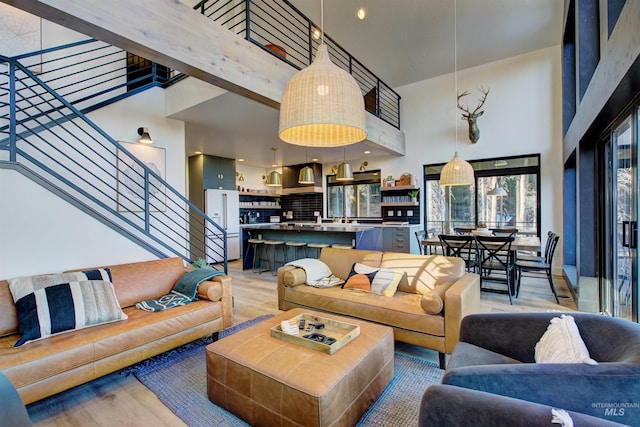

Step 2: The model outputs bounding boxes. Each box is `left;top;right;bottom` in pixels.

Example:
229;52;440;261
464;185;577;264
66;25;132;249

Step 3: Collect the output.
457;87;490;115
471;86;490;115
456;90;472;114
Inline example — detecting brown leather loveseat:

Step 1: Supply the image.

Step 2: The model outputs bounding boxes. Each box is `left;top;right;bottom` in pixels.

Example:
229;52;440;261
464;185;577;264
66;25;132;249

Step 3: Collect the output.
278;248;480;367
0;257;232;404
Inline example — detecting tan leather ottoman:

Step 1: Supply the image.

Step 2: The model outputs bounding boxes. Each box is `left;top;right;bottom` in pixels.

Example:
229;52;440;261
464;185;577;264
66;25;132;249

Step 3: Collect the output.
206;308;394;427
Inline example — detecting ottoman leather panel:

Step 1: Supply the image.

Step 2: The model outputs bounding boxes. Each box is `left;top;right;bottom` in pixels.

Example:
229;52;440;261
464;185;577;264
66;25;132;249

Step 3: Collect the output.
207;308;394;427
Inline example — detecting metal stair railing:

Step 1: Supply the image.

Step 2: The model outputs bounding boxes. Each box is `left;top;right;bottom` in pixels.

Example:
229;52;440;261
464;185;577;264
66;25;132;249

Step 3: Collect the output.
0;55;227;272
193;0;401;129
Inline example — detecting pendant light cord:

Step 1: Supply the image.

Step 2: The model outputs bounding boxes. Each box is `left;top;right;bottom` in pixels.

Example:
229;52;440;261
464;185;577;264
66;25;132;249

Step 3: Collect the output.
454;0;458;152
321;0;325;45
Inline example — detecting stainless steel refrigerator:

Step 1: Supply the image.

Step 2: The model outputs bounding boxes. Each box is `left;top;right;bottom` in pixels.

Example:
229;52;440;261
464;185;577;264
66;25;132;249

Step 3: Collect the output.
205;189;240;262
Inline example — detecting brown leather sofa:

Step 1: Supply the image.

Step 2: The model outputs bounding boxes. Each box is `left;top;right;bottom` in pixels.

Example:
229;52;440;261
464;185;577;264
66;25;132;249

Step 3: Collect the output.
0;257;233;405
278;248;480;367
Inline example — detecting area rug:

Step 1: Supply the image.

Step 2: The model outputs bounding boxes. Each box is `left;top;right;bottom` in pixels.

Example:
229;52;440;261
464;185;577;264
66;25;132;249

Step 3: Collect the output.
126;315;444;427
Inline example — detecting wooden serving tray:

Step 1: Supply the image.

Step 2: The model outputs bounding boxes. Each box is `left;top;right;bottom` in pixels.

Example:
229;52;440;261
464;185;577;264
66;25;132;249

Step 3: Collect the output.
270;312;360;354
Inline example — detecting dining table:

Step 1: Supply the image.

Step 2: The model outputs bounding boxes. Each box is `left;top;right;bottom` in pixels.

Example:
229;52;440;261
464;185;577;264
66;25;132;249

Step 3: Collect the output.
422;235;541;254
422;234;542;299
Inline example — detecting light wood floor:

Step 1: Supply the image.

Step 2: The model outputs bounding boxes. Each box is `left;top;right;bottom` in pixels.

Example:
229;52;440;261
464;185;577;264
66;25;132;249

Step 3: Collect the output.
27;260;577;426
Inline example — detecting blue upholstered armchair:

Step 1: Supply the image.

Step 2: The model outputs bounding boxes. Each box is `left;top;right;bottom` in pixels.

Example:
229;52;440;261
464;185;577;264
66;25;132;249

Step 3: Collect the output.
0;371;31;426
440;312;640;426
420;384;628;427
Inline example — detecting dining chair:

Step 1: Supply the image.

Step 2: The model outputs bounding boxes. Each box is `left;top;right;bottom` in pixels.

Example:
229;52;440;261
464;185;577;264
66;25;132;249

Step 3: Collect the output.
518;230;554;262
414;230;427;255
453;227;475;235
438;234;479;272
491;227;518;237
475;235;516;304
515;233;560;303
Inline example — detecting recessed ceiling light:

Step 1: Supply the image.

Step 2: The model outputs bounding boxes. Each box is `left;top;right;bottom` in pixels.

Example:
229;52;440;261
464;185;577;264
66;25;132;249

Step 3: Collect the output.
272;164;278;168
364;150;371;154
194;151;202;155
357;8;366;20
238;158;245;162
312;158;319;162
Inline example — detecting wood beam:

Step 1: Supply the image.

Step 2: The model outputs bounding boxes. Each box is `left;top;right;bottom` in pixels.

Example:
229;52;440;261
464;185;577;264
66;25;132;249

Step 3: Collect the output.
2;0;404;154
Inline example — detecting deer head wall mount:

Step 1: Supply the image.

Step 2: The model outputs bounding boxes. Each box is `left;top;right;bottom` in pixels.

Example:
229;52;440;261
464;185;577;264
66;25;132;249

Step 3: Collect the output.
457;86;490;144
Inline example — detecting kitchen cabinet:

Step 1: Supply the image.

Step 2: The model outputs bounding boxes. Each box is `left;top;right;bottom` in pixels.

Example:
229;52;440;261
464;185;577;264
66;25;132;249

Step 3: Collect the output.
382;225;421;253
187;154;236;258
189;154;235;197
380;186;420;224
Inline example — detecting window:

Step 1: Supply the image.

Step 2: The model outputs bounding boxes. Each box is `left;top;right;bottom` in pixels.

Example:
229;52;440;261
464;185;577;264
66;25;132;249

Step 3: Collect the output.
424;154;540;236
327;170;381;218
477;174;538;234
424;180;475;235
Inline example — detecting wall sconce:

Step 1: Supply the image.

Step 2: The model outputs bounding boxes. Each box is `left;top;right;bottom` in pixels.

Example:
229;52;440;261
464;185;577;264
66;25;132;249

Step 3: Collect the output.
236;172;245;182
137;127;152;144
359;161;368;172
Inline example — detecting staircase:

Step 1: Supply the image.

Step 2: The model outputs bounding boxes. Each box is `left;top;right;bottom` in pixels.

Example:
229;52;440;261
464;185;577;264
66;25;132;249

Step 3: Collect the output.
0;40;227;272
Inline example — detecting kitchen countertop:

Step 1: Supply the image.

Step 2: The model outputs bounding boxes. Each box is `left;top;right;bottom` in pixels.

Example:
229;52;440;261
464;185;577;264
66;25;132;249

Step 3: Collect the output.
241;223;376;232
240;222;419;229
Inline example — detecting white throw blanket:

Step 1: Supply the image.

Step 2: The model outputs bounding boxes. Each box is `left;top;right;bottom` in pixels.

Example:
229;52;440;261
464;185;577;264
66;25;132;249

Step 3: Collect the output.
285;258;344;288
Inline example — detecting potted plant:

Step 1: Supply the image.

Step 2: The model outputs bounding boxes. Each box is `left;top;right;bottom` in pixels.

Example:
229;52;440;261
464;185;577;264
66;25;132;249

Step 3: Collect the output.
408;189;419;202
385;175;395;187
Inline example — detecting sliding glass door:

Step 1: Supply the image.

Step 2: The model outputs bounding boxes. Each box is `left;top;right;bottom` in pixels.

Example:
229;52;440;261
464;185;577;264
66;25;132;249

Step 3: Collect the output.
603;114;638;321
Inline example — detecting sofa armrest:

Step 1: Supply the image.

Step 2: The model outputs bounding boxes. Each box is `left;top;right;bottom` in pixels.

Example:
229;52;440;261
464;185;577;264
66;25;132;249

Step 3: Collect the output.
420;384;627;427
442;363;640;424
443;272;480;354
458;312;576;362
197;275;233;328
277;266;306;310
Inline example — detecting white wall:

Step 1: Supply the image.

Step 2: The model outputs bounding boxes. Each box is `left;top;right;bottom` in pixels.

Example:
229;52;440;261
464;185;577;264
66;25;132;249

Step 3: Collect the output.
1;87;186;279
0;169;157;278
393;45;564;268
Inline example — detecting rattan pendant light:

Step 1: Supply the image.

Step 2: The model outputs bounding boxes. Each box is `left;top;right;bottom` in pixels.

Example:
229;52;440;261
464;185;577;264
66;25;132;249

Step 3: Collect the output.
440;0;474;187
278;0;367;147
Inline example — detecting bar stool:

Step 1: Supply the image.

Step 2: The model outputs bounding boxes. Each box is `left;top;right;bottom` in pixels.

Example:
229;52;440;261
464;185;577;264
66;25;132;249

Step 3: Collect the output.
285;241;307;262
261;239;286;276
331;243;354;250
244;235;265;273
307;242;330;258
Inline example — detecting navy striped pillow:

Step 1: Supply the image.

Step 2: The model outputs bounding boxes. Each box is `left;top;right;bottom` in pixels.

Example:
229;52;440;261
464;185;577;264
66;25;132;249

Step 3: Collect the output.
8;269;126;347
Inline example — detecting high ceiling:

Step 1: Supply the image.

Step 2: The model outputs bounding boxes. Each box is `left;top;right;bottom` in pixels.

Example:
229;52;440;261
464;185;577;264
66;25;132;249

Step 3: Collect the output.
181;0;564;167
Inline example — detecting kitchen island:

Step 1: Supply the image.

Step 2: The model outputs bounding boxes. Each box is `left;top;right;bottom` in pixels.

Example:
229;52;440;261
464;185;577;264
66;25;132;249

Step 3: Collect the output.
241;223;382;270
240;223;420;270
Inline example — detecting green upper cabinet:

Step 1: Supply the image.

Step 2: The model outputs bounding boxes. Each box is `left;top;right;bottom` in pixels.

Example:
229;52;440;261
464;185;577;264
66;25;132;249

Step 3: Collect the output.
188;154;236;210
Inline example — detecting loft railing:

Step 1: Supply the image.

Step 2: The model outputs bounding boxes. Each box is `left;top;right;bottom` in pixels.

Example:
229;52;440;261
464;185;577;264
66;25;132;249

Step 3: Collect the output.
3;38;182;118
194;0;401;129
0;55;226;271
